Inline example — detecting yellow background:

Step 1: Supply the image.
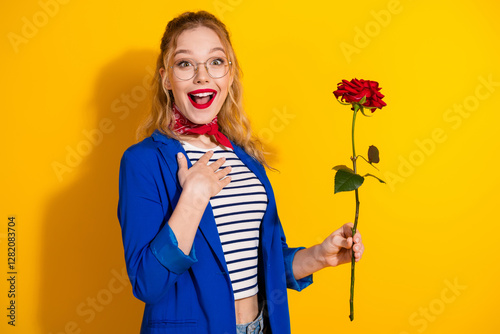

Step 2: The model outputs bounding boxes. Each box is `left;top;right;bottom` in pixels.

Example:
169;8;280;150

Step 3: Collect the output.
1;0;499;333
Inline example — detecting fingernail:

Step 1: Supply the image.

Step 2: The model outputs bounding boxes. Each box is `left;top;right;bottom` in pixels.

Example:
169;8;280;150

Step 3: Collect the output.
177;152;184;159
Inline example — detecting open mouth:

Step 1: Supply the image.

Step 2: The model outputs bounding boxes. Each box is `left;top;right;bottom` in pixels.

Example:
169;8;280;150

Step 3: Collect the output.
188;89;217;109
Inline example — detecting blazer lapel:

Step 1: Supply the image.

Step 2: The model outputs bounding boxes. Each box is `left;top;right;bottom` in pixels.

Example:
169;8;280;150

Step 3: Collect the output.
153;131;229;273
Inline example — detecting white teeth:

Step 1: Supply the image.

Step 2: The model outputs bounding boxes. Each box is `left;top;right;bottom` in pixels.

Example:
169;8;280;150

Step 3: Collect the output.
191;92;214;97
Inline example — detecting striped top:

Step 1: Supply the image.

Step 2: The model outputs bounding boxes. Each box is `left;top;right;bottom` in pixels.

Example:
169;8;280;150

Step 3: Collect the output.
182;141;268;300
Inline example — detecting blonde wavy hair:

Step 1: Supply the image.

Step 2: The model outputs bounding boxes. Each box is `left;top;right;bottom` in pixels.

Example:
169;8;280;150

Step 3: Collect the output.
136;11;268;167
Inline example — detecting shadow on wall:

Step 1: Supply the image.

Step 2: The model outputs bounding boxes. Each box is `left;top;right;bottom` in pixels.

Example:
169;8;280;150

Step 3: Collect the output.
39;49;158;334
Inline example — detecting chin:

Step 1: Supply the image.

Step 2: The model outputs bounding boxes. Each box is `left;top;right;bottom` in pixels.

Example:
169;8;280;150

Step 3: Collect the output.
185;109;218;125
190;101;224;123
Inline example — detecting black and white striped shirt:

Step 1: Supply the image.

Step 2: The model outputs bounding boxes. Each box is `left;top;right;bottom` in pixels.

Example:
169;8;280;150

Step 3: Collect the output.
182;141;268;300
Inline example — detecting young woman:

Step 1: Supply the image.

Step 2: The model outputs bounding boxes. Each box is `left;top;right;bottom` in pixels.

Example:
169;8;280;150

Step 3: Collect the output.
117;11;364;334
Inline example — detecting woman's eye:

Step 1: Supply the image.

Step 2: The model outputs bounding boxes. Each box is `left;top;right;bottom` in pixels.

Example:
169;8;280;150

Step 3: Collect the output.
176;60;192;68
211;58;224;66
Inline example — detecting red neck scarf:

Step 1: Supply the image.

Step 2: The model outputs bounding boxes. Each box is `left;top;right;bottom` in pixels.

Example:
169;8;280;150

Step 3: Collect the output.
171;104;233;149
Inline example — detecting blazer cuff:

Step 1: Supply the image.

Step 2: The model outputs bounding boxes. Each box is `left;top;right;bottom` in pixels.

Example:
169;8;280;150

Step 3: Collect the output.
150;223;197;275
283;247;313;291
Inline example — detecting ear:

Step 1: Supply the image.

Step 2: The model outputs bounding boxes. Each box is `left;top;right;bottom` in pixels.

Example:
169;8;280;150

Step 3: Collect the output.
159;67;172;90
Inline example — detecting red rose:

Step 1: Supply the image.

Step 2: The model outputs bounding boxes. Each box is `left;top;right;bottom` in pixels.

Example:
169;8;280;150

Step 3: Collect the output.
333;78;386;112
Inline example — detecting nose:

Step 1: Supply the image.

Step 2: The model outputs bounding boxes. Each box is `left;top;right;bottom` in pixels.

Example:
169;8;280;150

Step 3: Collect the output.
193;64;210;83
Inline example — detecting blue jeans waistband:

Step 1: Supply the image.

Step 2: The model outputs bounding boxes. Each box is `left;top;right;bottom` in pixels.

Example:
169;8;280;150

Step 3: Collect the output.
236;308;264;334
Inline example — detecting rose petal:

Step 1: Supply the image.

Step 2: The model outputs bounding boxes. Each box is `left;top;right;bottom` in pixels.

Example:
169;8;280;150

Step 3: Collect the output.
334;79;385;111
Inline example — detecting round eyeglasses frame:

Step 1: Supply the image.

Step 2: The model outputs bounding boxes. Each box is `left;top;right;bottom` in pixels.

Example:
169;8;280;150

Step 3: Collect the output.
170;56;232;81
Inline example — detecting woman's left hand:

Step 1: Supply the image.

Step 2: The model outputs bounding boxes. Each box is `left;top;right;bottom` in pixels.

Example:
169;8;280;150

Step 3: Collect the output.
318;223;364;267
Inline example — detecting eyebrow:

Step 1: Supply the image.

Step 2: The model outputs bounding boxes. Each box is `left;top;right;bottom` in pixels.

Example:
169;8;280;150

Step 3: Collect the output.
173;47;226;57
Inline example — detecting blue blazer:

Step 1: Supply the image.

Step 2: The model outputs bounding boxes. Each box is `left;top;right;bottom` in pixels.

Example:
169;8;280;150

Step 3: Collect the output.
117;130;313;334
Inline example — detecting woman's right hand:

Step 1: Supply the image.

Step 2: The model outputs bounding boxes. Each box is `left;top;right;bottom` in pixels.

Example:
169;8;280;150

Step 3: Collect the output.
176;151;232;205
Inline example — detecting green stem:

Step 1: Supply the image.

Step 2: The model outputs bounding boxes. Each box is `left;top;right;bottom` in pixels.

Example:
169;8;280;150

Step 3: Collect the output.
351;106;358;161
349;105;361;322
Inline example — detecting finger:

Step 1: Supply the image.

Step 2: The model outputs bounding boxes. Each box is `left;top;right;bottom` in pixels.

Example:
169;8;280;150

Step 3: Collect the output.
359;244;365;257
196;150;214;165
355;247;363;261
332;234;351;249
209;157;227;171
353;231;362;244
177;152;188;172
354;243;364;261
219;175;232;188
342;223;354;238
331;222;348;238
215;165;232;178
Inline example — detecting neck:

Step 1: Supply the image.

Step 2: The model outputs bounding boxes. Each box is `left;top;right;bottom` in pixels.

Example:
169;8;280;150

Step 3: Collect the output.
178;133;219;149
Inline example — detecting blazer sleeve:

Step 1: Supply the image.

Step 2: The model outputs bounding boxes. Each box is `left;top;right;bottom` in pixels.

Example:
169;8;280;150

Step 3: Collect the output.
117;148;197;305
279;219;313;291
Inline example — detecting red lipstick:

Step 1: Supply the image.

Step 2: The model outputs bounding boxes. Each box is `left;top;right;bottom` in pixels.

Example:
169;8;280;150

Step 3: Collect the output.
187;89;217;109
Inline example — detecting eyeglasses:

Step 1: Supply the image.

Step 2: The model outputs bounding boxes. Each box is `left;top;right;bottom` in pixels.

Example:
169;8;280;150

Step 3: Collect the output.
170;56;232;81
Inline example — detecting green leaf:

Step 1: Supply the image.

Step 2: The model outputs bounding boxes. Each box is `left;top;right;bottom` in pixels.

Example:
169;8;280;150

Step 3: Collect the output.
334;169;365;194
332;165;354;173
364;173;386;184
359;95;367;105
368;145;380;164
